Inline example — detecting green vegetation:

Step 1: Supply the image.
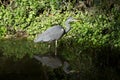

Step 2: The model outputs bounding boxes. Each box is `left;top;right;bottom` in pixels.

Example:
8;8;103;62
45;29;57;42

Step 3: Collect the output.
0;0;120;80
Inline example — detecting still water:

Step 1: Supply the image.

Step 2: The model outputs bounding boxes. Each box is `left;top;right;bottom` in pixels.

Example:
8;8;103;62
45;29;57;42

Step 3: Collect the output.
0;56;52;80
0;55;78;80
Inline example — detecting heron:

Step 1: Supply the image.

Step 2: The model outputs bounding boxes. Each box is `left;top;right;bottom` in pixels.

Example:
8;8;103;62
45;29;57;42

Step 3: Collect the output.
34;17;78;55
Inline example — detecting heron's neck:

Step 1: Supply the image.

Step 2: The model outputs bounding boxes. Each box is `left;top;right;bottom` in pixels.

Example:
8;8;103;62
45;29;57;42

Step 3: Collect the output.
65;21;71;33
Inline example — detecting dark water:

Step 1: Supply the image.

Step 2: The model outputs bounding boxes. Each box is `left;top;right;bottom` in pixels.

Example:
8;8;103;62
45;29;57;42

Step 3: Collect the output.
0;55;119;80
0;56;47;80
0;55;79;80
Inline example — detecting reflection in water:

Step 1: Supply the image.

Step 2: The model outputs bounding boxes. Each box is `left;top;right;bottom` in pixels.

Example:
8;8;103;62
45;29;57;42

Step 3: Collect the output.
34;55;62;69
0;55;80;80
33;55;79;74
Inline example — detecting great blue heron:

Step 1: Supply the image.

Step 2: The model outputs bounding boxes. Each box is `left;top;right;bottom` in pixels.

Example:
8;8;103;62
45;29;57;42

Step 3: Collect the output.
34;17;78;55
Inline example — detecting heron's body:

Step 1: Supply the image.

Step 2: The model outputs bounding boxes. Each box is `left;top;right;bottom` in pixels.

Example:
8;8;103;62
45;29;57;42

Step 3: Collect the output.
34;17;78;55
34;25;65;42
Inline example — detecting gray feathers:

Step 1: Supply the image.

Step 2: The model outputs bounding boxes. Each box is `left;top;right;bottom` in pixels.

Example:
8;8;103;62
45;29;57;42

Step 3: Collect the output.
34;25;64;42
34;17;77;43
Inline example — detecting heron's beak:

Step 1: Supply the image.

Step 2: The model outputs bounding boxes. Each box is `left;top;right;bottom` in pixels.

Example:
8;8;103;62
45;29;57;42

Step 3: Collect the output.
73;19;80;22
75;20;80;21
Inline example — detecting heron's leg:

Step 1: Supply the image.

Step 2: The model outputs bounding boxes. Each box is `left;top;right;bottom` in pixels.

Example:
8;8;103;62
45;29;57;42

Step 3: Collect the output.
55;40;57;56
48;42;54;54
48;42;51;49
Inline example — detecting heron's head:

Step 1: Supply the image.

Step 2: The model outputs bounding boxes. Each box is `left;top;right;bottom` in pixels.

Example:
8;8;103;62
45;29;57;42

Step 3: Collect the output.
66;17;79;22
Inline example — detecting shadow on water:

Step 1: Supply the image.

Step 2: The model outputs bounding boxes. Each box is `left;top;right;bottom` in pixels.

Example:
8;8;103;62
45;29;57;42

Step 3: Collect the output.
92;46;120;80
0;38;120;80
0;39;74;80
58;38;120;80
0;55;46;80
0;55;72;80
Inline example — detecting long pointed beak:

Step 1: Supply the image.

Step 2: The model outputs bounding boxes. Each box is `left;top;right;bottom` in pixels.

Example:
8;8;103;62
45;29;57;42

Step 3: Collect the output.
76;20;80;21
74;19;80;22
